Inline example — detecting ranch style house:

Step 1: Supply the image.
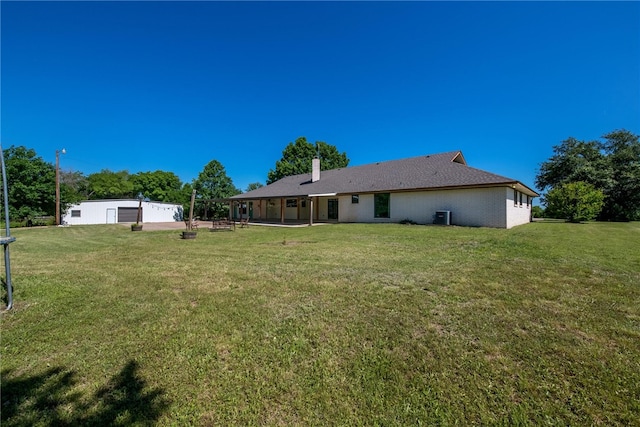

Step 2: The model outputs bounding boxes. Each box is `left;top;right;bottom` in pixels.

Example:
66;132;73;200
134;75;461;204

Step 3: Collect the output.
230;151;539;229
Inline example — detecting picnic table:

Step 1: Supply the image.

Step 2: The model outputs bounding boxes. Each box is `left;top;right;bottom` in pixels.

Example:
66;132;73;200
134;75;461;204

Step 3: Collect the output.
210;218;235;231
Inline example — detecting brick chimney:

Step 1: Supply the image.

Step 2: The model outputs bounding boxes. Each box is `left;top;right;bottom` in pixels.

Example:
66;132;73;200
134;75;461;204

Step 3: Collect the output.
312;157;320;182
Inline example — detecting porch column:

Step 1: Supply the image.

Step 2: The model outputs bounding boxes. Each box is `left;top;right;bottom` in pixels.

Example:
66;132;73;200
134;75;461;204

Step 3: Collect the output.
309;197;314;226
280;198;285;224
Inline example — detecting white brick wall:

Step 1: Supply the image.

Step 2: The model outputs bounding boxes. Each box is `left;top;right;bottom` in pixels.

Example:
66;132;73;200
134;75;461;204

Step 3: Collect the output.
241;186;534;228
338;186;531;228
505;187;533;229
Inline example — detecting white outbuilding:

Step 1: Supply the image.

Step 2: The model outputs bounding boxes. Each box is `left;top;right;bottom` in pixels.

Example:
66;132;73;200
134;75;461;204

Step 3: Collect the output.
62;199;183;225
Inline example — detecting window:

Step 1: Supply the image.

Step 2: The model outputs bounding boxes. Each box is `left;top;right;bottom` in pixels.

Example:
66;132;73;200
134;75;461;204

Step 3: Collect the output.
514;189;518;207
328;199;338;220
352;194;359;204
71;210;81;218
519;192;523;206
286;199;297;208
301;199;306;208
526;196;530;208
374;193;390;218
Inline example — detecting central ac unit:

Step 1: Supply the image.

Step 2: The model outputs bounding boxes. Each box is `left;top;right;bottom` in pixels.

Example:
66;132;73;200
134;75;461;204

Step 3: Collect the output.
434;210;451;225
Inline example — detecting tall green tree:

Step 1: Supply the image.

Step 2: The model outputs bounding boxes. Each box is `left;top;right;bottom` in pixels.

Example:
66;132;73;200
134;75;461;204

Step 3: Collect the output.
266;137;349;184
535;137;612;192
131;170;183;202
87;170;134;199
193;160;240;218
174;182;194;220
536;130;640;221
600;130;640;221
59;169;88;211
2;146;55;220
543;182;605;223
245;182;263;192
60;170;89;200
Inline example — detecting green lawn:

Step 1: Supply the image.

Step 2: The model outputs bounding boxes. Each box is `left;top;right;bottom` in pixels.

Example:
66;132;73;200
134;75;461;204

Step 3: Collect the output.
2;222;639;426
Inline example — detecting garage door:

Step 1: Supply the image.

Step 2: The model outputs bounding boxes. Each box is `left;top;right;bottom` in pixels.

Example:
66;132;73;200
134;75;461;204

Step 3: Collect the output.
117;207;142;223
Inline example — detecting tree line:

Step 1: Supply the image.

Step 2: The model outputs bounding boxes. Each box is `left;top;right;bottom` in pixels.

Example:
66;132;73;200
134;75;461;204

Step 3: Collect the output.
1;137;349;223
3;130;637;225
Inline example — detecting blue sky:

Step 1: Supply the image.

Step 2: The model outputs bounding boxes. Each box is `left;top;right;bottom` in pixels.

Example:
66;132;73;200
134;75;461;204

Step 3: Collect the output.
2;1;639;197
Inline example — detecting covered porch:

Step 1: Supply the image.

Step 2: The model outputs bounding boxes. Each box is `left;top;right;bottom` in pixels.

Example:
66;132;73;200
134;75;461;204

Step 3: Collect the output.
222;194;340;226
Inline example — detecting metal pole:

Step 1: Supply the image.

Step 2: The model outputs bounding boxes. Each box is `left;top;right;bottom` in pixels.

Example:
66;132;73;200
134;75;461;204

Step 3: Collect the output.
55;150;60;226
1;143;14;310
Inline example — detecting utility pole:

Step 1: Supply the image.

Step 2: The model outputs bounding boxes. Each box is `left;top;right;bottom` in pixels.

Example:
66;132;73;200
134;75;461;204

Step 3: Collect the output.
55;148;66;225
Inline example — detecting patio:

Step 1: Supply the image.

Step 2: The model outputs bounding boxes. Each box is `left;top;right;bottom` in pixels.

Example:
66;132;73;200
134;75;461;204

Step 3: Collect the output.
121;219;332;231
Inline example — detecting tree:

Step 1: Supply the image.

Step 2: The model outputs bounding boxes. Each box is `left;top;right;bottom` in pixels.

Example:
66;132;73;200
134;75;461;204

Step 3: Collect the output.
600;130;640;221
266;137;349;184
193;160;240;218
60;170;89;200
535;130;640;221
535;137;612;193
531;206;545;219
59;169;88;212
131;170;183;202
1;146;55;220
245;182;263;192
87;170;134;199
174;182;194;220
543;182;605;223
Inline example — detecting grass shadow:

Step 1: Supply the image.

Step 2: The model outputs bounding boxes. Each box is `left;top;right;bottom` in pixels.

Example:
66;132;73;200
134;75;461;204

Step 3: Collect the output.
1;360;170;426
1;277;9;308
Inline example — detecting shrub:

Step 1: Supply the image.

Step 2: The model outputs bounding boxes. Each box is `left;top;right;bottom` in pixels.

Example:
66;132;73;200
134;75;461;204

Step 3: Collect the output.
543;181;605;222
399;218;418;225
532;206;545;218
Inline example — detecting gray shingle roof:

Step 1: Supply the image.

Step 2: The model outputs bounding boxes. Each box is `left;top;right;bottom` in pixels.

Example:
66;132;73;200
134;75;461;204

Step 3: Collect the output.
232;151;538;199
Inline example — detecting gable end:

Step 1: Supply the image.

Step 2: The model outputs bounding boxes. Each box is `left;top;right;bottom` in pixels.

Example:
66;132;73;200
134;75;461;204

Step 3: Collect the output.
452;151;466;165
